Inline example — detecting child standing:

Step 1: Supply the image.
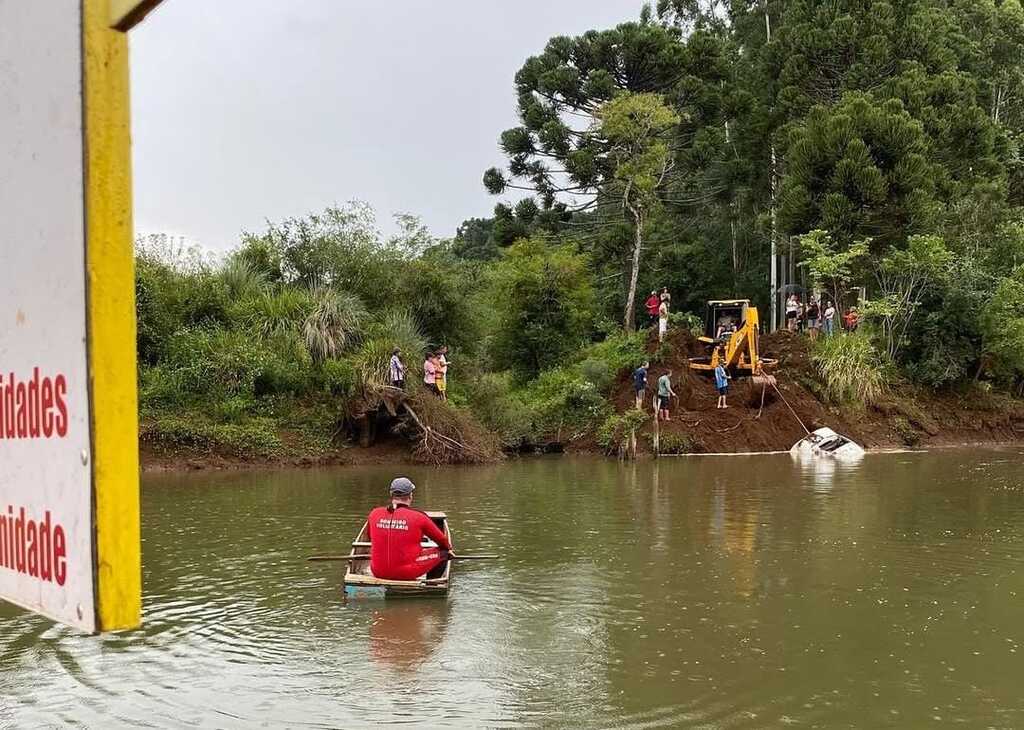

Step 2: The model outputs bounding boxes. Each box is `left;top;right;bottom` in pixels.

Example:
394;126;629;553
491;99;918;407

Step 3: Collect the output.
715;359;731;409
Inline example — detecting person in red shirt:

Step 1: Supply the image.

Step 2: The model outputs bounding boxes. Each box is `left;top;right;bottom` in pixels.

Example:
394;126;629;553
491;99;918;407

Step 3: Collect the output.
645;290;660;327
367;477;454;581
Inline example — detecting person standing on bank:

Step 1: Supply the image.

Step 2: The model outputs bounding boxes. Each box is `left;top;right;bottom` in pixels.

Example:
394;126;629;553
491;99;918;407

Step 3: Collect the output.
715;359;731;409
658;296;670;342
823;299;837;336
657;369;677;421
805;297;820;342
367;478;455;581
633;360;649;410
645;290;660;328
389;348;405;390
423;352;440;397
436;345;451;402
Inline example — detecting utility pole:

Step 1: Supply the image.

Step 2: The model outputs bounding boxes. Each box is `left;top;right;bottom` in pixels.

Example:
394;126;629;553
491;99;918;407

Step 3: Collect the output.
764;1;778;331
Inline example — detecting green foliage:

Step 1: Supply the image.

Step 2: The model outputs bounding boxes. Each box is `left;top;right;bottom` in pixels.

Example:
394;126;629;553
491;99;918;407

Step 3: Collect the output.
811;332;889;406
669;311;703;336
981;268;1024;385
597;409;648;455
460;372;536;448
599;92;680;202
798;229;870;306
891;415;922;447
303;288;367;362
521;368;611;438
142;415;283;457
398;257;482;352
654;432;698;455
354;310;428;392
579;358;613;393
490;240;597;378
864;234;952;360
318;359;357;397
577;330;648;373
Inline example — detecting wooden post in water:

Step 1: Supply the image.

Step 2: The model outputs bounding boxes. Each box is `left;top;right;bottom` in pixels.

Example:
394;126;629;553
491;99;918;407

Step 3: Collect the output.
652;393;660;458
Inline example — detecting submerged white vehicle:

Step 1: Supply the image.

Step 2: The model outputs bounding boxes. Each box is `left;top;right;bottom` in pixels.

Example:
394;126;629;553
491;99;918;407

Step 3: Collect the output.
790;427;865;460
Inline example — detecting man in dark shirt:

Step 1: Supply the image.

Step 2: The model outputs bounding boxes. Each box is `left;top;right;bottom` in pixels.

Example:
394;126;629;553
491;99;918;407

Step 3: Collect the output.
633;360;650;410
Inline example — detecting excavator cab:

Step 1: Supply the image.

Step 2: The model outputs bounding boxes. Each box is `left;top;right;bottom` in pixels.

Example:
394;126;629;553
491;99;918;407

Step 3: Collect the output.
689;299;777;385
702;300;748;341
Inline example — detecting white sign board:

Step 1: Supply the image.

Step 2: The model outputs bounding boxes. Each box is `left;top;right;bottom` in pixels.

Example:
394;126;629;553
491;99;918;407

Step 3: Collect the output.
0;0;98;632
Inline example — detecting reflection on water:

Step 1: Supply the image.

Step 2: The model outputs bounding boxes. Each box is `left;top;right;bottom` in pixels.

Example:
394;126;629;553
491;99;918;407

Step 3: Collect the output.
1;450;1024;727
367;601;450;671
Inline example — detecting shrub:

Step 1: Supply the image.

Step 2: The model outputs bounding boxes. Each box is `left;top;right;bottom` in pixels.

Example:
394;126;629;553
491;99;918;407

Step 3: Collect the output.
141;415;282;457
461;372;535;448
578;330;647;373
669;311;702;337
525;368;610;437
318;358;357;397
655;432;698;455
597;409;648;454
579;358;614;393
891;416;921;447
303;288;367;362
811;332;888;406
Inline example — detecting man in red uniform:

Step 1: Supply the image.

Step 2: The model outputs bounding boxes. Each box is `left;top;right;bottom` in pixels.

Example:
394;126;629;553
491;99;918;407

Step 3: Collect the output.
367;477;454;581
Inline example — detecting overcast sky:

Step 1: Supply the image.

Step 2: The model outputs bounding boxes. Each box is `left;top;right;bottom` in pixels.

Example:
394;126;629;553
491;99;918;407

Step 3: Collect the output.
130;0;644;252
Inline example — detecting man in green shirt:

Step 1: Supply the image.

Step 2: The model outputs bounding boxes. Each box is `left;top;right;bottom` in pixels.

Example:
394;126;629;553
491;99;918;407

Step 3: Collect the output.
657;370;677;421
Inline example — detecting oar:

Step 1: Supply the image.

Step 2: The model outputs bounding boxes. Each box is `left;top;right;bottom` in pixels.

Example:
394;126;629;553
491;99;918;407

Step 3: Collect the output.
307;554;499;562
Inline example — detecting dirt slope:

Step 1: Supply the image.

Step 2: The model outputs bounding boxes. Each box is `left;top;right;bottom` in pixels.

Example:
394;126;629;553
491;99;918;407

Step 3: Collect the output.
601;328;1024;454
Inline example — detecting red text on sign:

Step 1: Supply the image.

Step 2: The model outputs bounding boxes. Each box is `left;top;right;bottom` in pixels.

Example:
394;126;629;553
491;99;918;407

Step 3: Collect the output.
0;368;68;439
0;506;67;585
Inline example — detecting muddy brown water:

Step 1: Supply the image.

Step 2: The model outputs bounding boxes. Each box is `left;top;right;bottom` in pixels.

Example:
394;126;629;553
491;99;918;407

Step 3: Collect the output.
2;450;1023;728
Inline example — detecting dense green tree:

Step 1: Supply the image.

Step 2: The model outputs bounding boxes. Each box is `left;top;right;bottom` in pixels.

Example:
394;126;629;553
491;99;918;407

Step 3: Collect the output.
490;240;597;378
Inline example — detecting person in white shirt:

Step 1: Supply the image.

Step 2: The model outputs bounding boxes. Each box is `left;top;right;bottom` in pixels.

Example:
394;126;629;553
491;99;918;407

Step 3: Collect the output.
786;294;799;332
823;301;837;336
389;349;405;390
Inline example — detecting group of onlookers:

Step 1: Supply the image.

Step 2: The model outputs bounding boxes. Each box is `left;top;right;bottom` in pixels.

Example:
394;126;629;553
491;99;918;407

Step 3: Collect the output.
785;293;858;339
632;361;680;420
388;345;451;401
644;288;673;342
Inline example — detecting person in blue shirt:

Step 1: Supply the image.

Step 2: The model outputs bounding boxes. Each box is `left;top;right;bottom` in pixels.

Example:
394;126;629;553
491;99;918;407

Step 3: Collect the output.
633;361;649;410
714;359;731;409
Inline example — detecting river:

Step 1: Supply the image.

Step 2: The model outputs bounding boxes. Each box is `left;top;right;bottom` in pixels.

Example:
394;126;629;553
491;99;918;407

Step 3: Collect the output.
2;450;1023;728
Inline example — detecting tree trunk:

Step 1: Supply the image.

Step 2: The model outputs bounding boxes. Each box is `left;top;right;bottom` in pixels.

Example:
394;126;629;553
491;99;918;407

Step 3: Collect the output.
623;206;644;332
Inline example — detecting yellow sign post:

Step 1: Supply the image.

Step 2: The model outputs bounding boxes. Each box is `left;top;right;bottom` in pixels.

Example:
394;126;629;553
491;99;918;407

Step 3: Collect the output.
84;0;162;633
0;0;161;633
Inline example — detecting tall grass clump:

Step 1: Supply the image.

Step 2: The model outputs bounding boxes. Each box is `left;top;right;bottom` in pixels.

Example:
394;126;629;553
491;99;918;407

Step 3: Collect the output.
354;309;427;391
303;288;367;361
811;332;888;406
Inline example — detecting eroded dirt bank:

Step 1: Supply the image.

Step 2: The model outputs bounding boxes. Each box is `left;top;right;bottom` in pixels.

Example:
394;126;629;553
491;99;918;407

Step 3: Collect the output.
140;329;1024;472
595;328;1024;456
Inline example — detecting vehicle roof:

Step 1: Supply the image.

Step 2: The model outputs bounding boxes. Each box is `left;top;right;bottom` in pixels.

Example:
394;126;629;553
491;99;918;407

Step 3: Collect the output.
707;299;750;306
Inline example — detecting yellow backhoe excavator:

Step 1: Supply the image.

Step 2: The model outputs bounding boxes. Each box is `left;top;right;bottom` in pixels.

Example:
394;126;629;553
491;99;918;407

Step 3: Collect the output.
688;299;777;386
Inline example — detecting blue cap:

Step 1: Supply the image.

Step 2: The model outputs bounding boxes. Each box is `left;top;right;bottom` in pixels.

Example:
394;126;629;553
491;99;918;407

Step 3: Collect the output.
389;477;416;496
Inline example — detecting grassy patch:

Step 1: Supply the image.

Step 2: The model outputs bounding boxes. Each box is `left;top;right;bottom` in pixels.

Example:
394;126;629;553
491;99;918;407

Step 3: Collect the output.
141;414;283;458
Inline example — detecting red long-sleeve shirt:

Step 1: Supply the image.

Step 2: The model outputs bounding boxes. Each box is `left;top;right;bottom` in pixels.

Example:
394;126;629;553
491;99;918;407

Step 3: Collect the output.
646;295;660;316
367;505;451;581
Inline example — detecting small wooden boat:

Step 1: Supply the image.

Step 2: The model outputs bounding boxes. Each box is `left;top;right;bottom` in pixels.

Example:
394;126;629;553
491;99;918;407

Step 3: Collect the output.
343;511;452;599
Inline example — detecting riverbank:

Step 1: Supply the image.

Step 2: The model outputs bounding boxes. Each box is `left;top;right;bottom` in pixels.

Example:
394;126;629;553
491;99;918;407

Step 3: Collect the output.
139;329;1024;472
